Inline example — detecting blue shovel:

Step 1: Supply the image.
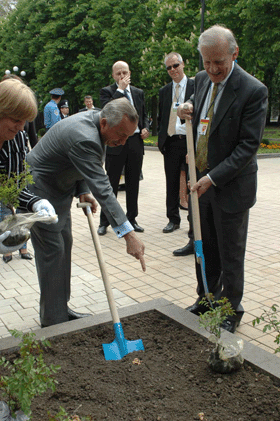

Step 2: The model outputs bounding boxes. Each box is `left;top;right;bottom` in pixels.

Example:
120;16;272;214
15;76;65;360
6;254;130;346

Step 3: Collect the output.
77;203;144;360
185;120;212;305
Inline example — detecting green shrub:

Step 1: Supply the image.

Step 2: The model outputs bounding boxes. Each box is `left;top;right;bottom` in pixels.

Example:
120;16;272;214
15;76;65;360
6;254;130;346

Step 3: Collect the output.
0;329;60;417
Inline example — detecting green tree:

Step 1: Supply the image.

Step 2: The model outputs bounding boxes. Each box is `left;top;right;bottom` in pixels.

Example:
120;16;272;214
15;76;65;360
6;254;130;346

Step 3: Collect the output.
139;0;201;133
0;0;158;114
0;0;17;17
204;0;280;123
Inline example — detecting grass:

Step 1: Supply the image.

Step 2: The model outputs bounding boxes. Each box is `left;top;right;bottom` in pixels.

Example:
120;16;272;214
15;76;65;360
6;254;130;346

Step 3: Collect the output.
144;125;280;154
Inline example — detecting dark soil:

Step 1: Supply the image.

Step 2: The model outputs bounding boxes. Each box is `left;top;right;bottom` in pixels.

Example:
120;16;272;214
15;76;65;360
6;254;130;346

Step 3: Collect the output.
3;311;280;420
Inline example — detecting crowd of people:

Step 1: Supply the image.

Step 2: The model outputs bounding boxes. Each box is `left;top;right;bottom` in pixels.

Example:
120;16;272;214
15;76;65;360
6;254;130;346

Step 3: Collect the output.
0;24;268;333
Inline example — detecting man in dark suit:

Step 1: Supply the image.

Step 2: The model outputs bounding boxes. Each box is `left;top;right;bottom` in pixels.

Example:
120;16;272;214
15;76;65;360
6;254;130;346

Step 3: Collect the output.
79;95;100;112
98;61;149;235
177;25;268;333
158;52;194;253
27;98;146;328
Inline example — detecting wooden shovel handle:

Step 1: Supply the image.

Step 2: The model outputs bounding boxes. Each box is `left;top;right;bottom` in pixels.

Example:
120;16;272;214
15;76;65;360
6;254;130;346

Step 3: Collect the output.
185;119;202;243
77;202;120;324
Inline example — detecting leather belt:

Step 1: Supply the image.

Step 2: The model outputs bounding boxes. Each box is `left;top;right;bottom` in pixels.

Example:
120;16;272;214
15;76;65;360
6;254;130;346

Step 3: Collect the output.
171;135;186;140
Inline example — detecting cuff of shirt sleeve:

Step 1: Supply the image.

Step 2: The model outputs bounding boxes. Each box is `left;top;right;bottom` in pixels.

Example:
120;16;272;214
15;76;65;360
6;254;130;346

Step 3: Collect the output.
76;192;91;198
207;173;216;186
113;220;134;238
117;88;125;94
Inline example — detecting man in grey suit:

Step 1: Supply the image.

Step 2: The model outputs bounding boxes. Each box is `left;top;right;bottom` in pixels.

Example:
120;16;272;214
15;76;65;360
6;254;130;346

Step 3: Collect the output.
177;25;268;333
27;98;146;328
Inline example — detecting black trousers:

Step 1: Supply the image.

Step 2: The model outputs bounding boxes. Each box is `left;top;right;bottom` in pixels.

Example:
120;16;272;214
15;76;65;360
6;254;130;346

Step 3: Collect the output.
190;172;249;313
100;133;143;226
31;211;72;326
163;135;187;225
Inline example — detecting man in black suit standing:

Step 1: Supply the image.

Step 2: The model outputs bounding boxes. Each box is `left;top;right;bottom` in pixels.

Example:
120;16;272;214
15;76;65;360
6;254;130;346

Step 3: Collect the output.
177;25;268;333
158;52;194;254
98;61;149;235
79;95;100;112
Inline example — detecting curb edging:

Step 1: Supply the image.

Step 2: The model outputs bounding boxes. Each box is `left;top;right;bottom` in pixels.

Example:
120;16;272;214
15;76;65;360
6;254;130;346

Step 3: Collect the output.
0;298;279;382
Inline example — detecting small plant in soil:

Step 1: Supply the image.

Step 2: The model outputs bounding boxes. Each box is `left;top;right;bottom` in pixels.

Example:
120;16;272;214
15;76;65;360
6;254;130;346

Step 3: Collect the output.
199;295;235;339
48;406;93;421
0;329;60;419
253;304;280;353
0;162;34;246
199;295;244;373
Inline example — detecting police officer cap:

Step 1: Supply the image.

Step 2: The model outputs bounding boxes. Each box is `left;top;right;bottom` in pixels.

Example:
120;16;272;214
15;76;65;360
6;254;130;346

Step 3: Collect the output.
49;88;64;95
59;99;69;108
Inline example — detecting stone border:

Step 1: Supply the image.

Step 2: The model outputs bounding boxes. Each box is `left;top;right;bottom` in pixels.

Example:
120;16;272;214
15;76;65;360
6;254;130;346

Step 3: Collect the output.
1;298;279;381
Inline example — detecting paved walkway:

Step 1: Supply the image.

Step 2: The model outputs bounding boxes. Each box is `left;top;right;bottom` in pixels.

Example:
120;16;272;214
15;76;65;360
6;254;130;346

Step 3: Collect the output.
0;150;280;356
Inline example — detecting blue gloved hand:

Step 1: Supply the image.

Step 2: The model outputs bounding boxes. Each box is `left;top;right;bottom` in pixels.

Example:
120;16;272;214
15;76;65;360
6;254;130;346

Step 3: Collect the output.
32;199;58;224
0;231;26;254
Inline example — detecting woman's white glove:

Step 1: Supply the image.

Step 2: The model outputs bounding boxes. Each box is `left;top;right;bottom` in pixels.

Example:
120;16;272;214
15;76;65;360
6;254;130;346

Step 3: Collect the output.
32;199;58;224
0;231;26;254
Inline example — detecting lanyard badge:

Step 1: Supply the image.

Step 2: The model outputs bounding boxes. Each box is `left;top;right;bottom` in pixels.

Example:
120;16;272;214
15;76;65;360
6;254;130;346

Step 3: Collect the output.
172;102;179;112
198;117;210;136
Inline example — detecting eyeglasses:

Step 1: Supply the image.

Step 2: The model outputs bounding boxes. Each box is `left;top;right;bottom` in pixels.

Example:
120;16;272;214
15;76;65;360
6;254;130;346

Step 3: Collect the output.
166;63;180;71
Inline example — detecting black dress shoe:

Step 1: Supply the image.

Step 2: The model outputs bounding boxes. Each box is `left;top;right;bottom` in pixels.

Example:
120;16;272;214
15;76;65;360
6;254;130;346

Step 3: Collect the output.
185;302;208;316
173;241;194;256
41;308;92;327
97;225;107;236
163;222;180;233
118;184;126;191
221;318;241;334
131;221;144;233
20;252;33;260
3;255;12;264
67;307;92;320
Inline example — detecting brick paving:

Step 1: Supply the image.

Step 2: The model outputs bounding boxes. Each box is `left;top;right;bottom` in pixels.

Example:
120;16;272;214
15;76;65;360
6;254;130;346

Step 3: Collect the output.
0;149;280;356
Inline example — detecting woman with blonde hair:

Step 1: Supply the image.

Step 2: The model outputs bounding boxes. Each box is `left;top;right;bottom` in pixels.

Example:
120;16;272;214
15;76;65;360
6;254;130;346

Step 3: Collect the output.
0;78;57;260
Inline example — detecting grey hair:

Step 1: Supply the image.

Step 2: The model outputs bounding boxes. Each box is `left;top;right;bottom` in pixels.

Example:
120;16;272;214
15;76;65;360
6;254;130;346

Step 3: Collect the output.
164;52;183;66
100;97;139;127
198;25;238;54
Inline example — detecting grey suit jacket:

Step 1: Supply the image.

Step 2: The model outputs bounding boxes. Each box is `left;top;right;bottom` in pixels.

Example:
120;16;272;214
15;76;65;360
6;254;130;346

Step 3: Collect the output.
26;111;127;230
191;64;268;213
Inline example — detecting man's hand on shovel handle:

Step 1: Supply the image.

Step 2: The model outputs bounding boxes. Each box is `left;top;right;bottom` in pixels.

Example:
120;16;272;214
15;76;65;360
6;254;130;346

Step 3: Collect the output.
177;102;193;120
79;193;98;215
191;176;212;198
124;231;146;272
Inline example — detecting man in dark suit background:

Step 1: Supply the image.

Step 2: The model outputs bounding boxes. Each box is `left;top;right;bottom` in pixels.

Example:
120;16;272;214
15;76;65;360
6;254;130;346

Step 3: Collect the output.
98;60;149;235
158;52;194;256
79;95;100;112
177;25;268;333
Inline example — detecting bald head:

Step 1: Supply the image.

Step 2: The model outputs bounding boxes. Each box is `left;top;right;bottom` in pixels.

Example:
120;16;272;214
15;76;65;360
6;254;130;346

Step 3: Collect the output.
112;61;131;85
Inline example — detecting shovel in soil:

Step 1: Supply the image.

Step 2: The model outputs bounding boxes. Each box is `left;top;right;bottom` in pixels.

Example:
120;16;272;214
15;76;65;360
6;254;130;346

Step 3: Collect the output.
77;202;144;360
185;119;212;306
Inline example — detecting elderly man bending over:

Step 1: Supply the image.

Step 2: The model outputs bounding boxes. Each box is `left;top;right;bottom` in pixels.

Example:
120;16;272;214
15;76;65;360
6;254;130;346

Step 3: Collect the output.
27;98;145;328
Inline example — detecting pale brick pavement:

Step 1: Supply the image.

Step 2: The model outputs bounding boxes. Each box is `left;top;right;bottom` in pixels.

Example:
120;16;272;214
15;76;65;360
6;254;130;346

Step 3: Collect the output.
0;150;280;356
